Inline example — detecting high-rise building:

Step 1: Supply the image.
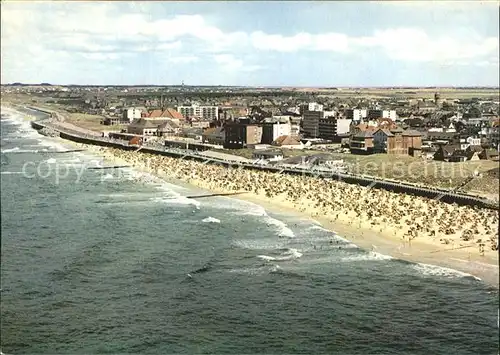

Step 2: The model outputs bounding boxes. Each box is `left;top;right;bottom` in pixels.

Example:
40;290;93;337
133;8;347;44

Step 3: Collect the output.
367;109;396;121
318;118;353;141
177;105;219;120
302;110;324;138
261;121;292;144
345;109;368;121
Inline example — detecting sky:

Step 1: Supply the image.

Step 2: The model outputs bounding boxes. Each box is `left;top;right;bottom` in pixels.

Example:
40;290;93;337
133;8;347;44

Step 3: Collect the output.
1;1;499;87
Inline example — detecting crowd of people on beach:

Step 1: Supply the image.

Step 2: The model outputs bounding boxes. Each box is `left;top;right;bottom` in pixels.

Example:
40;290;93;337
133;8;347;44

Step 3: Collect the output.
98;147;499;255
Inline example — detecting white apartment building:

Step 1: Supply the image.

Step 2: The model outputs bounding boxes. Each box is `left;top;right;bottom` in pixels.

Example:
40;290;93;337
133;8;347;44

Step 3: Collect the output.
346;109;368;121
382;110;397;120
177;105;219;120
262;120;293;144
123;107;143;122
271;122;292;140
336;118;352;135
310;102;324;111
302;102;324;112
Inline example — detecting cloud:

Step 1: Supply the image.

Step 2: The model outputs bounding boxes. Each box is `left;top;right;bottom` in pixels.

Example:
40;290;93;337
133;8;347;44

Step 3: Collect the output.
243;27;498;66
2;2;496;65
0;1;497;85
213;54;263;72
168;56;199;64
372;1;499;8
370;28;498;63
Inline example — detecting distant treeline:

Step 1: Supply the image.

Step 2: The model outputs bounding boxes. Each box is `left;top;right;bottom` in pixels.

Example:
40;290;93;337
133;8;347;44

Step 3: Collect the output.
116;91;314;99
3;83;499;89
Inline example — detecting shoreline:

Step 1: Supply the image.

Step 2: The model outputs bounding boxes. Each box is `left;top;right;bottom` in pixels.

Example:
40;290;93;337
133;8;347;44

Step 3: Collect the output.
69;141;499;288
2;104;498;287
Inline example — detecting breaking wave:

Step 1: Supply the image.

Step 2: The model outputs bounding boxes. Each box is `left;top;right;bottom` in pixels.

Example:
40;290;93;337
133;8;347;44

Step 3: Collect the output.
340;251;393;262
257;248;303;262
202;217;220;224
412;263;482;281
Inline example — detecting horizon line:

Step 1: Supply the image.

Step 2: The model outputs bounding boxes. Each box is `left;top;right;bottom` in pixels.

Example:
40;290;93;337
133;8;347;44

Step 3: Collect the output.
2;83;499;89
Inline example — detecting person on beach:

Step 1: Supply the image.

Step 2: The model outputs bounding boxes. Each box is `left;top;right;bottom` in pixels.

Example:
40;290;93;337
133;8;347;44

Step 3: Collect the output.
100;147;498;256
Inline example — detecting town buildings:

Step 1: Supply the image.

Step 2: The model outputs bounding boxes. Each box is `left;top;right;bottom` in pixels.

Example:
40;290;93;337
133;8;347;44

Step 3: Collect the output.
202;127;225;145
123;107;144;123
345;109;367;121
145;108;184;122
300;102;323;113
302;110;324;138
318;117;352;141
367;109;397;121
177;104;219;120
261;121;292;144
223;123;263;149
350;124;422;155
349;131;374;154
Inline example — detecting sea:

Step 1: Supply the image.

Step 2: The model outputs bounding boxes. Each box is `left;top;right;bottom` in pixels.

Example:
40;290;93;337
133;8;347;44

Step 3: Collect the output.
1;107;499;355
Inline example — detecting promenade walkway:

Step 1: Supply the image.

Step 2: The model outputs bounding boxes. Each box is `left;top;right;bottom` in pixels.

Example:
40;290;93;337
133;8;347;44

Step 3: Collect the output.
30;118;499;211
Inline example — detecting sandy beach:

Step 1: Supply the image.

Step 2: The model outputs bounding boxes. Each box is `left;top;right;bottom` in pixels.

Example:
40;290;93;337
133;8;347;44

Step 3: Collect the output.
66;141;499;287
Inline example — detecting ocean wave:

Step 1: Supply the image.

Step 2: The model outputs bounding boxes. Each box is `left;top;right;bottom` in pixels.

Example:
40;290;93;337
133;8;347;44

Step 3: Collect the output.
210;196;295;238
265;217;295;238
1;147;20;153
257;248;303;262
150;196;201;209
0;171;24;175
202;216;220;224
341;251;393;262
309;225;331;232
412;263;481;281
231;205;267;217
101;173;114;181
227;267;267;275
36;139;70;152
232;239;288;250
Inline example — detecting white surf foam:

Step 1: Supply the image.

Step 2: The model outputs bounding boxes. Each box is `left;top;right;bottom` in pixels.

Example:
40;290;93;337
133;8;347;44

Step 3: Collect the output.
412;263;481;281
46;158;57;164
341;251;393;262
202;217;220;224
232;239;288;250
1;147;20;153
1;148;51;154
332;235;351;243
231;204;268;217
0;171;23;175
35;138;68;152
309;225;331;232
101;173;114;181
206;196;295;237
150;196;201;209
257;248;303;262
269;264;282;273
265;217;295;238
1;110;42;140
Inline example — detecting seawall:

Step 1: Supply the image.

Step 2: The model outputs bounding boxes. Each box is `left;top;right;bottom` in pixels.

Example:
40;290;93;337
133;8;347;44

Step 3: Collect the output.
30;120;499;210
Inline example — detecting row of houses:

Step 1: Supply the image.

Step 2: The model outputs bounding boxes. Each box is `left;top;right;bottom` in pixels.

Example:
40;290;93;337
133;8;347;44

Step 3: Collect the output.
201;123;305;149
433;145;499;162
348;126;423;155
103;105;219;126
345;120;499;161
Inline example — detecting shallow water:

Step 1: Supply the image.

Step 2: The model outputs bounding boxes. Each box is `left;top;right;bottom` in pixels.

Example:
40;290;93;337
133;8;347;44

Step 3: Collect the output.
1;109;498;354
